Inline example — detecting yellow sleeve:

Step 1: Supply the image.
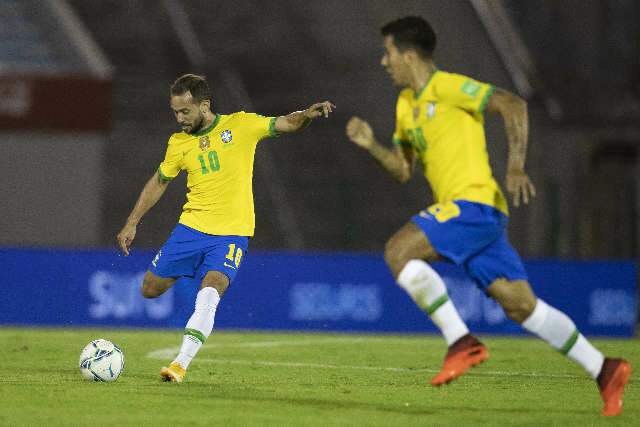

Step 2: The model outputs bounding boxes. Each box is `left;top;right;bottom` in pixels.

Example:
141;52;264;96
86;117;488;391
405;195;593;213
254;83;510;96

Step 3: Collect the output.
242;112;280;142
434;73;494;113
157;137;183;181
392;93;412;146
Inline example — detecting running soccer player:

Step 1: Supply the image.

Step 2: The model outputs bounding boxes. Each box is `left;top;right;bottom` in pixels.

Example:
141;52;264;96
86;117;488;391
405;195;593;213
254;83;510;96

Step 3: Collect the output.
345;16;630;416
117;73;334;383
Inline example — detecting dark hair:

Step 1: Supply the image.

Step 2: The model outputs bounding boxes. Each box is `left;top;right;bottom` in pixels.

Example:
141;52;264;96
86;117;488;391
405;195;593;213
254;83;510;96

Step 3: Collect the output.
170;74;211;103
381;16;436;58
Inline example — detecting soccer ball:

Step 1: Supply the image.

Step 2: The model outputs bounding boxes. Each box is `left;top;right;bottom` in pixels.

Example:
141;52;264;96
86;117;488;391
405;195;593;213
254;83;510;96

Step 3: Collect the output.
78;339;125;382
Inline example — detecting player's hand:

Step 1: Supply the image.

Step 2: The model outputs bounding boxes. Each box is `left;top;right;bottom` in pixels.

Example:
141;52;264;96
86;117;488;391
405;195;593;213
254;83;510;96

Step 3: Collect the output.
506;168;536;207
346;116;375;150
303;101;336;119
116;222;137;256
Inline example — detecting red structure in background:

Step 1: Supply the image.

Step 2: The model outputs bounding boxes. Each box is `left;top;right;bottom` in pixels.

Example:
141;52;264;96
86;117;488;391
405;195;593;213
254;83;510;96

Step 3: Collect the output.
0;75;111;131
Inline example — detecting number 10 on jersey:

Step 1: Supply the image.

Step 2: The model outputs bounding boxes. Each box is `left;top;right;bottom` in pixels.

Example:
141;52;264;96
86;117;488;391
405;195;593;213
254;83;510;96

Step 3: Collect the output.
198;151;220;174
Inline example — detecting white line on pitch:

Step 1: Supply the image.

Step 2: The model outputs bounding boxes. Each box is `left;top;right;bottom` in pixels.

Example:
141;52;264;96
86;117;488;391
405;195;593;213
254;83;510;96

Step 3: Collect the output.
146;349;584;380
146;337;372;360
207;337;373;348
191;358;585;379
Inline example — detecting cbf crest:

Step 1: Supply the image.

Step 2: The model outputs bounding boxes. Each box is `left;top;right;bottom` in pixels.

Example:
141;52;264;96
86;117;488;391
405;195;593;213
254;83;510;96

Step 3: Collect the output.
199;135;210;151
221;129;233;143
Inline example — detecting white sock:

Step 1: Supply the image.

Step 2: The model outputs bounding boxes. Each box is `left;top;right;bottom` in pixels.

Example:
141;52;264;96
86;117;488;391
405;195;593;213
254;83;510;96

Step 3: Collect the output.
174;287;220;370
397;259;469;345
522;299;604;378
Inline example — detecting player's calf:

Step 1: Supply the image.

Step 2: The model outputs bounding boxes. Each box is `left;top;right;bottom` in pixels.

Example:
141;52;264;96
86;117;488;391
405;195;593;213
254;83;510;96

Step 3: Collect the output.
504;288;631;416
488;279;536;323
141;271;175;298
164;285;221;381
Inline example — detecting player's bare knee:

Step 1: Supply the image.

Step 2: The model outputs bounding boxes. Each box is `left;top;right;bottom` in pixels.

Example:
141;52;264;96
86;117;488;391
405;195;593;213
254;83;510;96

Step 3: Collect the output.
141;280;161;299
201;271;230;297
384;239;409;278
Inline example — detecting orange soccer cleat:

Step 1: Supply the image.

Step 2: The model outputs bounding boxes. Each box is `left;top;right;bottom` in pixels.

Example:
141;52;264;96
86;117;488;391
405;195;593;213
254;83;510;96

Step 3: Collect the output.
597;357;632;416
431;334;489;386
160;362;186;383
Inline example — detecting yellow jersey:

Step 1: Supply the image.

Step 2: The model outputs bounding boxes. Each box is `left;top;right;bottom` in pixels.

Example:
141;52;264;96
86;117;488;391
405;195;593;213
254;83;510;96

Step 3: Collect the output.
158;112;278;236
393;70;509;215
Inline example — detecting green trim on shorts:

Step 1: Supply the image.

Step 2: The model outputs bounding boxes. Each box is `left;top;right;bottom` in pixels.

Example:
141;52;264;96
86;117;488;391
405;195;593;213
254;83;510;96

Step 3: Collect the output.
426;294;449;315
559;329;579;355
184;328;206;344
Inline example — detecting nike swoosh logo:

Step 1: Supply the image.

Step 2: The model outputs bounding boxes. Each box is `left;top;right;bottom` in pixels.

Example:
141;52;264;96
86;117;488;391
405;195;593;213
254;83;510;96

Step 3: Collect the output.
224;262;236;269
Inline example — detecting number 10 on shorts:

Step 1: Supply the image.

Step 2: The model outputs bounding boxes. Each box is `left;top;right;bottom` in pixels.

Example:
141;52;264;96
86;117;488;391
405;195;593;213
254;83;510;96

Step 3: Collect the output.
225;244;243;268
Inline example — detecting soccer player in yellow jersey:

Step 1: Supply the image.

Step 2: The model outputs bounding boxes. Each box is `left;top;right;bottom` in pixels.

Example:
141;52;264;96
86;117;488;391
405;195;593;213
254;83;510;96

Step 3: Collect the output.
346;17;630;416
116;74;335;383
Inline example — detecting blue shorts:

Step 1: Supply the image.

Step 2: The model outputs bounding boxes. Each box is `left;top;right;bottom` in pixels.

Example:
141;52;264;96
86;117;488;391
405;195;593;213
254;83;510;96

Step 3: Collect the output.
411;200;528;290
149;223;249;283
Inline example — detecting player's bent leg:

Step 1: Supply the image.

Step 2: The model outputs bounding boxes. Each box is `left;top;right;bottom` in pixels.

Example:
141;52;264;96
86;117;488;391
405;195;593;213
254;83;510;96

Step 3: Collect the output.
385;221;486;386
161;271;228;383
141;271;176;299
489;279;632;416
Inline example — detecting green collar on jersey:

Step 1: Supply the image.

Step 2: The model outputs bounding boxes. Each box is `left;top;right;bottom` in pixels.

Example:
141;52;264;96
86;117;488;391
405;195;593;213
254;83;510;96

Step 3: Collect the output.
191;114;220;136
415;69;438;99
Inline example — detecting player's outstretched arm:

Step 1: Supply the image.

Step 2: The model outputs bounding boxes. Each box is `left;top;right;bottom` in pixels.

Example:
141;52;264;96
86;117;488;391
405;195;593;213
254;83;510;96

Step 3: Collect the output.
274;101;336;133
116;171;170;256
486;87;536;207
346;116;415;183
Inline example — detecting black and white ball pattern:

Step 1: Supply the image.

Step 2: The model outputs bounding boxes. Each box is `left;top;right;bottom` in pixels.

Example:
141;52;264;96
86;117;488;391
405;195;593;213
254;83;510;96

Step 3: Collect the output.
79;339;125;382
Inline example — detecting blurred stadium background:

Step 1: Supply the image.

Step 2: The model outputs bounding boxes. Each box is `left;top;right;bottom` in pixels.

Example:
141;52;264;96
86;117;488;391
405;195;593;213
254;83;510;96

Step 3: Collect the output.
0;1;637;330
1;0;638;256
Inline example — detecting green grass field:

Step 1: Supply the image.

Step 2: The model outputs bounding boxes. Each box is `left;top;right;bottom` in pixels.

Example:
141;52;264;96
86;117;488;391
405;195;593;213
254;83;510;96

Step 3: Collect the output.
0;327;637;426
